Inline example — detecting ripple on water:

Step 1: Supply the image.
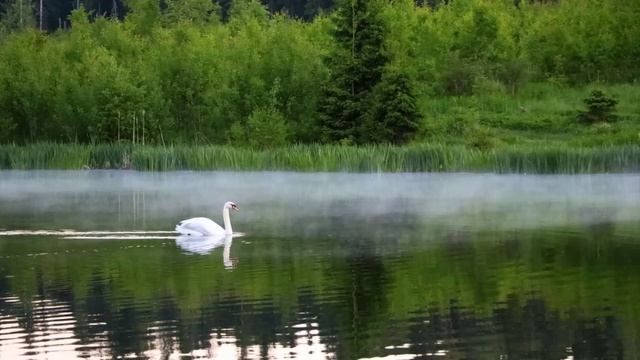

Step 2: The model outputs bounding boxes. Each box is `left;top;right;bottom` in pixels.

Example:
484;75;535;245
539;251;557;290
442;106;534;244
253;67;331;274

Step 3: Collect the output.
0;298;109;359
1;172;640;359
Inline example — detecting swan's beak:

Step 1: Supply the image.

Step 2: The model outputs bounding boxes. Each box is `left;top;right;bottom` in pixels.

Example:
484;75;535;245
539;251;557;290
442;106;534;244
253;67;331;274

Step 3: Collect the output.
233;206;239;212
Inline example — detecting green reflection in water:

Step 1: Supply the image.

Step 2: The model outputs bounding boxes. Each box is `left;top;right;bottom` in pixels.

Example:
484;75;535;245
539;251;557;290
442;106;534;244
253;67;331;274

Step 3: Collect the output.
1;221;639;359
1;171;639;359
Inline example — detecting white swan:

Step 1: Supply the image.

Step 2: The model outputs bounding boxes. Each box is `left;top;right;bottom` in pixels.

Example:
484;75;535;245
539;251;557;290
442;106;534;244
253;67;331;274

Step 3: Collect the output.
175;201;239;236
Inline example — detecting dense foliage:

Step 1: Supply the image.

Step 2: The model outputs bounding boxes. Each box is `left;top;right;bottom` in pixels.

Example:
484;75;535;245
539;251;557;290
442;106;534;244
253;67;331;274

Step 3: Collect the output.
0;0;638;147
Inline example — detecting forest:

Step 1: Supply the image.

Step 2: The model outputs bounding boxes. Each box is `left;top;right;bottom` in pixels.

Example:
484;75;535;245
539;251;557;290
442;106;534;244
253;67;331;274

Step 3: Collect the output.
0;0;638;149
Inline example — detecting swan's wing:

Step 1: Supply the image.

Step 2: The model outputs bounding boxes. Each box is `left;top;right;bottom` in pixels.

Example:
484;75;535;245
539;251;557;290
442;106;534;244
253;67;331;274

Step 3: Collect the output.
175;217;224;236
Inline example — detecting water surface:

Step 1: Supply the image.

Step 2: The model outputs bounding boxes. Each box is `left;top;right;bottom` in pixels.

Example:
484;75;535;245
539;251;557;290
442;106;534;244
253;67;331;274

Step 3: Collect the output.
1;171;639;359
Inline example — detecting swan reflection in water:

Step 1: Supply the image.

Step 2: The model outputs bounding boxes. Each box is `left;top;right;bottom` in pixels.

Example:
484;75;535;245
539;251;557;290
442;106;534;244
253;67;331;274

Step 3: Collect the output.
175;234;238;269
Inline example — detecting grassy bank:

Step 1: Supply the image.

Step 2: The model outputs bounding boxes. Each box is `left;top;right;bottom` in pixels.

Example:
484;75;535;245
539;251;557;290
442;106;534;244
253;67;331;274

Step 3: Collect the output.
419;83;640;147
1;143;639;174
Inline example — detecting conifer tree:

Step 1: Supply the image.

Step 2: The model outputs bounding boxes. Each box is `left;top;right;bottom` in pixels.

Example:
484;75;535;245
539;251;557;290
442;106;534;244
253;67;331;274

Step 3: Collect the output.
317;0;387;144
365;69;420;144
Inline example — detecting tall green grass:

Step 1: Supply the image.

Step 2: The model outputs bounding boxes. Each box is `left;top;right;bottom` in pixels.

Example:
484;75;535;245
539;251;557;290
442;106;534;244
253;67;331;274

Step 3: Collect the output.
1;143;638;173
419;83;640;147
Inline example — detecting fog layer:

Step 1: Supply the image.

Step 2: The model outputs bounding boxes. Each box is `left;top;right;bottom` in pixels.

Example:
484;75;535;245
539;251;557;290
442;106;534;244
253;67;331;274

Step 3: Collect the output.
0;171;638;234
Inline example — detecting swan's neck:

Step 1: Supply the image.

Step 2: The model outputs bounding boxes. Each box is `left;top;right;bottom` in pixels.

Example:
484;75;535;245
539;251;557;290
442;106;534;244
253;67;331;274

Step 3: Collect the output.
222;207;232;235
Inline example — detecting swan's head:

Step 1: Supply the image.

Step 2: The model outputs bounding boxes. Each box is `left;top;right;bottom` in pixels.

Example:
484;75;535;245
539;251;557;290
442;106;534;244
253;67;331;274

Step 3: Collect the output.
224;201;239;212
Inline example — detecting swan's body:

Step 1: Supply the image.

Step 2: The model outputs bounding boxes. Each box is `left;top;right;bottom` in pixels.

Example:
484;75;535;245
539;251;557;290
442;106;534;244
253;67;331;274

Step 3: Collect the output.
175;217;225;237
175;201;238;236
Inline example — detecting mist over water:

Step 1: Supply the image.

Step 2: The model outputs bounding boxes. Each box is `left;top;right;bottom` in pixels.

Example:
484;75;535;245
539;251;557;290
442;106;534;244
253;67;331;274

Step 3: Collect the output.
1;170;639;359
0;170;638;233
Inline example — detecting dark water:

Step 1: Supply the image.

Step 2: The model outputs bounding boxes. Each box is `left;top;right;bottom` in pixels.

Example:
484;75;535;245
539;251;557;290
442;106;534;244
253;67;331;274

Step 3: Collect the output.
1;171;639;359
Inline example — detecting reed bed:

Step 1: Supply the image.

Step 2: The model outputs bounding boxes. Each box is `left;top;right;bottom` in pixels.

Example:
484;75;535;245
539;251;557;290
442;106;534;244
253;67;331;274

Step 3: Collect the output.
0;143;638;173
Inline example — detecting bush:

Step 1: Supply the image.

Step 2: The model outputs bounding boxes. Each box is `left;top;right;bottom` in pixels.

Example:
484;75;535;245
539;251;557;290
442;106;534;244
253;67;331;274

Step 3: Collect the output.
467;126;498;150
578;90;618;124
246;107;290;149
438;57;478;96
496;59;529;94
472;76;506;96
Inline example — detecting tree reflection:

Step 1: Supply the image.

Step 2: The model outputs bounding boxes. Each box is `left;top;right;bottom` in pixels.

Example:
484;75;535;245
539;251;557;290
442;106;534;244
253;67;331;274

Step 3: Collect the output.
0;224;639;359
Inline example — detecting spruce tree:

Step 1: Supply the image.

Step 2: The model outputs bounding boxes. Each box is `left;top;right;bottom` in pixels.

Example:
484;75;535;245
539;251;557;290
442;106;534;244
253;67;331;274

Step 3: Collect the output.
365;69;420;144
317;0;387;144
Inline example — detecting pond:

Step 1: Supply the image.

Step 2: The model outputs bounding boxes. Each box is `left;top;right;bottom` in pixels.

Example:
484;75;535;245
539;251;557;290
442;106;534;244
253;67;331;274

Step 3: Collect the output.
1;170;639;359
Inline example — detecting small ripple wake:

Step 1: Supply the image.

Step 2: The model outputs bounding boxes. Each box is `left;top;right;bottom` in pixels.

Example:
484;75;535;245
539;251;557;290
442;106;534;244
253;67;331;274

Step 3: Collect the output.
63;235;177;239
0;229;177;240
0;230;176;236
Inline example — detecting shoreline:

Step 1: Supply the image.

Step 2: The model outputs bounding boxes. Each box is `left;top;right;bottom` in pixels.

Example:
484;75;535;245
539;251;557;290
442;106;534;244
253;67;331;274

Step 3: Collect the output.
1;143;638;174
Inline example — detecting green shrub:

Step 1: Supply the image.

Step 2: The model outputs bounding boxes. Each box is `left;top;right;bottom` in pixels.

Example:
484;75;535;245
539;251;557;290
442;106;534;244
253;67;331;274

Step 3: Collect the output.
578;90;618;124
438;57;478;96
496;59;529;94
418;113;475;142
472;76;506;96
246;107;290;149
229;122;246;143
467;126;498;150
